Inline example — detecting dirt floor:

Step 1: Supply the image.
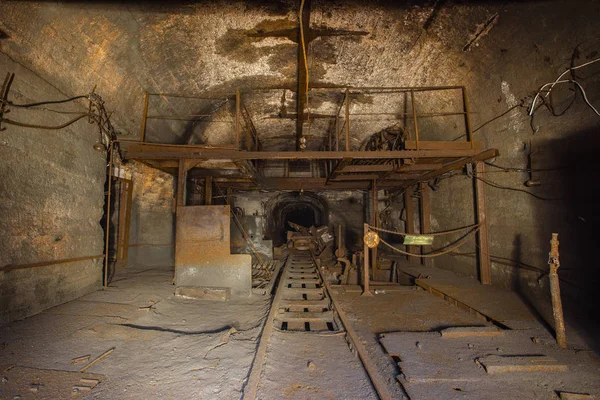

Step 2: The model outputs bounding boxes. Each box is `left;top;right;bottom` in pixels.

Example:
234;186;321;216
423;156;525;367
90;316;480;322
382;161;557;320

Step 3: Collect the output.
1;263;599;399
0;265;269;399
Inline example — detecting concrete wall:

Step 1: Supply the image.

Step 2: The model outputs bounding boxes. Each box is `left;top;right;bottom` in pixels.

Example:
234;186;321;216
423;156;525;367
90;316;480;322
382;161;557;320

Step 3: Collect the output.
0;54;106;323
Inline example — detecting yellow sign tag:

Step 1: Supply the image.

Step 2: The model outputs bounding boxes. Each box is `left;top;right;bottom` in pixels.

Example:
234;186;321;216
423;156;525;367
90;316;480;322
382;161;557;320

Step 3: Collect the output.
403;235;434;246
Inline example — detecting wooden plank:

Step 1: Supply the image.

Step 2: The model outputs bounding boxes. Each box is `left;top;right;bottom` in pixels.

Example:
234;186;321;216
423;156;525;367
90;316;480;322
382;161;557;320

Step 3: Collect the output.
405;141;479;150
478;355;568;374
342;164;394;173
440;326;503;338
331;173;380;181
475;162;492;285
120;142;492;160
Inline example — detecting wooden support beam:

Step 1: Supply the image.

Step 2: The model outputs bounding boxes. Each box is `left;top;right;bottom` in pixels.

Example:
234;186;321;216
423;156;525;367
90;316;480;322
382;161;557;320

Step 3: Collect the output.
402;148;500;188
404;188;417;263
326;157;352;183
345;88;350;151
371;180;378;273
419;182;431;267
474;162;491;284
342;164;394;173
362;223;372;296
235;90;241;150
205;176;213;205
331;173;380;181
176;159;188;209
121;143;495;161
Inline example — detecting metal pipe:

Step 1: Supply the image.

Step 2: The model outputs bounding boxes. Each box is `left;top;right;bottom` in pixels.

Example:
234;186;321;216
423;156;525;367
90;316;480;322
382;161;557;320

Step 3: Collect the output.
548;233;567;348
362;223;372;296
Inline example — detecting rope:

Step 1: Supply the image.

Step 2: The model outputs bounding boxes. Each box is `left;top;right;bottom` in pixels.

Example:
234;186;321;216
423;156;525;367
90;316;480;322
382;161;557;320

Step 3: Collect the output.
377;226;481;258
368;223;479;237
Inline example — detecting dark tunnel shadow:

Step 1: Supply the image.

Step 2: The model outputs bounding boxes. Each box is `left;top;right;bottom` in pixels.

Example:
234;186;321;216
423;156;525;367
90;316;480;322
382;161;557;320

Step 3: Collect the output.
530;127;600;353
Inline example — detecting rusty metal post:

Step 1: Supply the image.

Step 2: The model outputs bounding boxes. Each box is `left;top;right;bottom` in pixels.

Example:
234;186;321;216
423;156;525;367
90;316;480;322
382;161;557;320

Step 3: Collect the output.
371;180;378;273
103;142;114;288
419;182;431;267
140;91;149;142
235;90;241;150
474;162;492;284
410;90;419;150
345;88;350;151
548;233;567;348
362;223;372;296
404;188;417;263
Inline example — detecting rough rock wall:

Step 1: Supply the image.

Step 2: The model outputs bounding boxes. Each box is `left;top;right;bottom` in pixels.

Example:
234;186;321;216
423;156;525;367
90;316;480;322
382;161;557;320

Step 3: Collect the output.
121;161;175;268
0;54;106;323
423;2;600;316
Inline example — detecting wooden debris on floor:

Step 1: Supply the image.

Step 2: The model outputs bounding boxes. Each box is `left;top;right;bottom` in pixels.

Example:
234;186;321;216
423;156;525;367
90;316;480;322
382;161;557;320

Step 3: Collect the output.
0;366;104;399
477;355;568;374
379;327;599;399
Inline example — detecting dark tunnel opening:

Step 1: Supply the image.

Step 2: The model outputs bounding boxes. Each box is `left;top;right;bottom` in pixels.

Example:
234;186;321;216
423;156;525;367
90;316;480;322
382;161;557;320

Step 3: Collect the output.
266;193;327;247
282;205;316;231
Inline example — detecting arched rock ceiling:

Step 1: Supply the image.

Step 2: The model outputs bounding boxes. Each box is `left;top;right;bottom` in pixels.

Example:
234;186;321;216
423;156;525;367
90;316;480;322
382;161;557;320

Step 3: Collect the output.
1;1;597;151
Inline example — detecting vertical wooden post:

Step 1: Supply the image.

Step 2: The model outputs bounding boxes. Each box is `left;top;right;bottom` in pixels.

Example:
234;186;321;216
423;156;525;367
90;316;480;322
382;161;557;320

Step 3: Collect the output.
474;162;492;284
235;90;241;150
462;86;475;149
548;233;567;348
419;182;432;266
345;88;350;151
140;91;149;142
103;142;114;288
404;188;416;263
410;90;419;150
176;159;187;210
205;176;213;205
362;223;372;296
371;180;378;273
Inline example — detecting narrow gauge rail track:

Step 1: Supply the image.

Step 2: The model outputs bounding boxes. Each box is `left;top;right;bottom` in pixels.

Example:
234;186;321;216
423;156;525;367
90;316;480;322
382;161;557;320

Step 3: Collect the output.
243;250;396;400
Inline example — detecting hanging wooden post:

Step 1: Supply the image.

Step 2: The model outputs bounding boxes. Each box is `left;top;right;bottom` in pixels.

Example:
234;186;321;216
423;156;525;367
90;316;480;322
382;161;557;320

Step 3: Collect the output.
548;233;567;348
419;182;431;267
362;223;372;296
404;188;417;263
474;162;492;284
205;176;213;205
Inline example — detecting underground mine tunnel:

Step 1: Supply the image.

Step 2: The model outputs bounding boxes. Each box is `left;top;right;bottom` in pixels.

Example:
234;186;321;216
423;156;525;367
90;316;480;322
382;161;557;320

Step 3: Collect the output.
1;0;599;399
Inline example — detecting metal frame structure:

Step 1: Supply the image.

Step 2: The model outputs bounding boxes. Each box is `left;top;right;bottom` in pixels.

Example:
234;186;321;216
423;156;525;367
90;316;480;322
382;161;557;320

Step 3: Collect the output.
121;84;495;284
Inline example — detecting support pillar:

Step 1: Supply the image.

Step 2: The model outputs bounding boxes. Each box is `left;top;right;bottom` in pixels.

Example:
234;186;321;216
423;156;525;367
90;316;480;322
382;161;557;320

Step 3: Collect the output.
404;188;417;263
419;182;431;267
371;180;378;273
205;176;213;205
362;223;372;296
